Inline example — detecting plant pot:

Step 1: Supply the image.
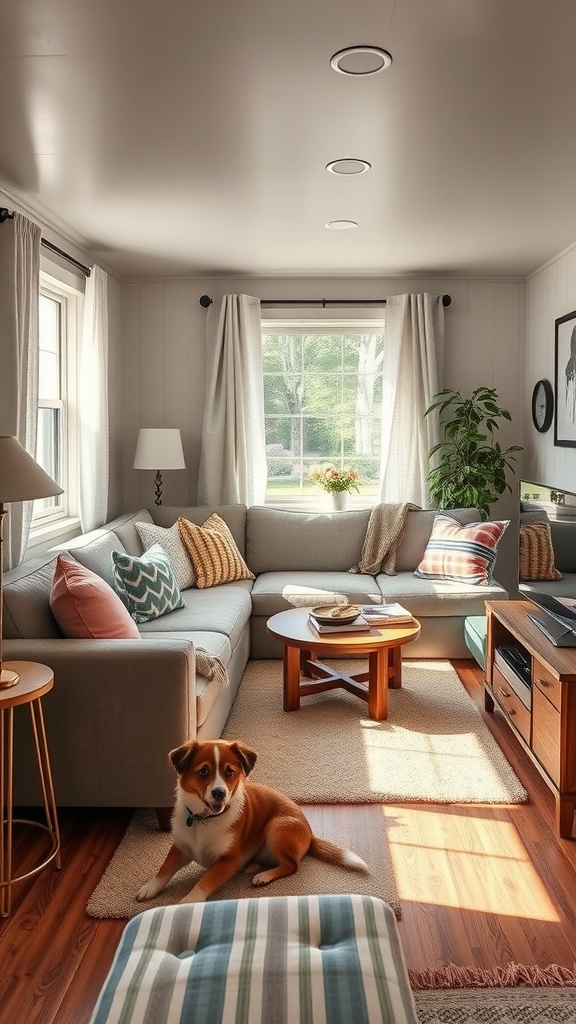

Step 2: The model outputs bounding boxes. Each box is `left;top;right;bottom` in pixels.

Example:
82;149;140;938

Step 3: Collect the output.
331;492;348;512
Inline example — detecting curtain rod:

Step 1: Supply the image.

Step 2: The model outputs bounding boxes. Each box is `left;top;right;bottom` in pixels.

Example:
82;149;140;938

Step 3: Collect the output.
0;207;91;277
199;293;452;308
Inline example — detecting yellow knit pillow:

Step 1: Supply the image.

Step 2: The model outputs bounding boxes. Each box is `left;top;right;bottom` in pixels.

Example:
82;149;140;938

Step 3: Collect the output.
519;522;563;581
178;514;255;589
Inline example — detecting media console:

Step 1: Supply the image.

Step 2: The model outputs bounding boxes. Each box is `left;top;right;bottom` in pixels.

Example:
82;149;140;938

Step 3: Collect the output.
485;601;576;839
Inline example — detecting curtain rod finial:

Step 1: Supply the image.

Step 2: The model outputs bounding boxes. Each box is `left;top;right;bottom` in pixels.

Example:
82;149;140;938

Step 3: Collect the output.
199;294;212;308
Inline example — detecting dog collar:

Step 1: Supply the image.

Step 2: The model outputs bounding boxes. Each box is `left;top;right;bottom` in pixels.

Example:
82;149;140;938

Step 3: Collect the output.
185;805;226;827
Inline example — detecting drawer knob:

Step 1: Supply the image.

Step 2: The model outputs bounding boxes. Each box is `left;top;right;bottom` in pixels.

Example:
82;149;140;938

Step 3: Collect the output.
538;678;548;686
499;687;511;698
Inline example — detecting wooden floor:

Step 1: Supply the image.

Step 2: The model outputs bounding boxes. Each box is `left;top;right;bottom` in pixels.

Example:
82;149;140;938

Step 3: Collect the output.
2;660;576;1023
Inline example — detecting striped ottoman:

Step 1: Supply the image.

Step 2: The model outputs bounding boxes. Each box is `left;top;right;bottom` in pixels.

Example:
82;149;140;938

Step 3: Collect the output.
90;894;417;1024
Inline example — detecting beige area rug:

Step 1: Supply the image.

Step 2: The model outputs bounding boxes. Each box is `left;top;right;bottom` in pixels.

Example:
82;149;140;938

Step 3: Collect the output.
87;807;399;920
413;987;576;1023
221;659;528;805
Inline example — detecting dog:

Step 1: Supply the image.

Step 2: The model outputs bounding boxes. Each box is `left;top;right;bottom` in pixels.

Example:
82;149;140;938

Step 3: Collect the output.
137;738;368;904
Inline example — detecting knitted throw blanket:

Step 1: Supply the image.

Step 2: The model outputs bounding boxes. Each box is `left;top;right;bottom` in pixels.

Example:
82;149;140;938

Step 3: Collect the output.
195;648;229;688
349;502;420;576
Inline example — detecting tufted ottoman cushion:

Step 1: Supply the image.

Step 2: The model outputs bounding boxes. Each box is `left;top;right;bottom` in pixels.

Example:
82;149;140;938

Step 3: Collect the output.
90;894;417;1024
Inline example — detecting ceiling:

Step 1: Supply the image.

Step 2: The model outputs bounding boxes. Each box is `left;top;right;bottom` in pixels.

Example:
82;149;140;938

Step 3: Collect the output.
1;0;576;280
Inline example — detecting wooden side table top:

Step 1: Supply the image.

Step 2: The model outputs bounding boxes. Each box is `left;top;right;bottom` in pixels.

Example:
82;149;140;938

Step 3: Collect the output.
0;662;54;707
266;607;421;651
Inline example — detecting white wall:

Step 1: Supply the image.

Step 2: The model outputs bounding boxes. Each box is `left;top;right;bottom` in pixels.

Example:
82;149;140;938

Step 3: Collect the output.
120;275;526;526
524;244;576;492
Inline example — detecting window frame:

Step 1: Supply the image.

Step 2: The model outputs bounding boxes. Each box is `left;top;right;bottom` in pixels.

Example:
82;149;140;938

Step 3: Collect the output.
29;271;81;537
261;317;386;510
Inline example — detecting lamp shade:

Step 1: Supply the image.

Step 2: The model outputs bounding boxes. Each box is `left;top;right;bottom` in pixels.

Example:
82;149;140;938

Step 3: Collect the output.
0;436;63;502
133;428;185;470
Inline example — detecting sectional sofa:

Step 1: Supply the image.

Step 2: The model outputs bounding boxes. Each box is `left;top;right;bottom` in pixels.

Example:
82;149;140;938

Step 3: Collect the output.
3;503;508;813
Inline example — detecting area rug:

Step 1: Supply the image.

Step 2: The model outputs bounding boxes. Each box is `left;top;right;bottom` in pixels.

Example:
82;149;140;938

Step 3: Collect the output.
87;807;399;919
413;987;576;1023
221;659;527;805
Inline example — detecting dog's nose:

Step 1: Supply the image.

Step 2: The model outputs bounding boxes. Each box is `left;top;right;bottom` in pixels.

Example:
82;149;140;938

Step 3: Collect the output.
211;787;226;801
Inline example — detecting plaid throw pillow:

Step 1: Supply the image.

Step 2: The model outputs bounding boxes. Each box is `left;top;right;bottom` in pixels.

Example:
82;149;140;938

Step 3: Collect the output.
414;514;508;585
112;543;185;623
519;521;563;581
178;513;255;589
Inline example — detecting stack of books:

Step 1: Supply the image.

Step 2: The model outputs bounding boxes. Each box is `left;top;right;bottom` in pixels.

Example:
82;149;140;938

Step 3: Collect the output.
359;603;414;625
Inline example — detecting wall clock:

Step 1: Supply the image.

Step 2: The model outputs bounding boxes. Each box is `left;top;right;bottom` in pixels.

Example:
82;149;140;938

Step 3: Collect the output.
531;379;554;433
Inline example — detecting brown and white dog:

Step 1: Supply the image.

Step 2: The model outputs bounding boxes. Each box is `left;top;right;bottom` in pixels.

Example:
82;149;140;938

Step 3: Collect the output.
137;739;368;904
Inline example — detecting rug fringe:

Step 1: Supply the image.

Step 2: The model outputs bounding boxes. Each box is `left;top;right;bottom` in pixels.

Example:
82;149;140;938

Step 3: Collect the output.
408;962;576;990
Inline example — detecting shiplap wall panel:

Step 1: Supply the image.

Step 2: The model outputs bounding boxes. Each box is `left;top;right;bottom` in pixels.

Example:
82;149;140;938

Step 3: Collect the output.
164;283;192;507
121;284;143;512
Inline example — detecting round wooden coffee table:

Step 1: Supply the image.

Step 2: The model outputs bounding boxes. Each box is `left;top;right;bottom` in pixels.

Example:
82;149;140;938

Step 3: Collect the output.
266;608;421;722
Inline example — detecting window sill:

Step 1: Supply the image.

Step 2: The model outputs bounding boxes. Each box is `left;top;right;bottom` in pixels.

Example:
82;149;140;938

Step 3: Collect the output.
26;516;83;558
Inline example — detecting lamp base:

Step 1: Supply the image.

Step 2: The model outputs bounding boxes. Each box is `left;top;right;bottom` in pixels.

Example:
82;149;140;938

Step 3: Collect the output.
0;668;20;689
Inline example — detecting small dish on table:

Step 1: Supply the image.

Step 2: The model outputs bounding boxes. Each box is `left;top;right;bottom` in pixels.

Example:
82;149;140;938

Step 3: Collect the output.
311;605;361;626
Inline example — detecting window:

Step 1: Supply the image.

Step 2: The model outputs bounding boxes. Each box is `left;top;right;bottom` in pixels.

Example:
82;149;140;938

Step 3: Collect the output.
32;275;80;527
262;320;385;507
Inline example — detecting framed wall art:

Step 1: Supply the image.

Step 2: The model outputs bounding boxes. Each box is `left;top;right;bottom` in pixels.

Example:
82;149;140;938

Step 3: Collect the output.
554;308;576;447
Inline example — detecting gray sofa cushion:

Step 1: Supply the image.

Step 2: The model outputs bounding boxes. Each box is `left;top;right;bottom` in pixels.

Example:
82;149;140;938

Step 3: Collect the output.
63;532;127;589
110;508;154;554
3;551;63;639
250;570;381;616
376;572;507;617
137;579;252;652
246;506;371;573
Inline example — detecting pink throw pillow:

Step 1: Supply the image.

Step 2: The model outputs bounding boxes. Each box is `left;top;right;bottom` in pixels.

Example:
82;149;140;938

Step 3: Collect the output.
50;554;140;638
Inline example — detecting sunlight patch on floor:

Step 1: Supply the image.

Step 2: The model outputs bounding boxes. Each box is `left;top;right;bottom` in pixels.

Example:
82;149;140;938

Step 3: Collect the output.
381;806;559;922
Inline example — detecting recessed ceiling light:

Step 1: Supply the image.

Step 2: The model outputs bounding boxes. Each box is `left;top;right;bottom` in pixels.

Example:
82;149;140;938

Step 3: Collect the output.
326;159;371;175
325;220;358;230
330;46;392;76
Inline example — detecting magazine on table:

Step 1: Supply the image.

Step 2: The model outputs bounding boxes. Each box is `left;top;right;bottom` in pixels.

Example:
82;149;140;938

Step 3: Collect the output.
359;603;414;624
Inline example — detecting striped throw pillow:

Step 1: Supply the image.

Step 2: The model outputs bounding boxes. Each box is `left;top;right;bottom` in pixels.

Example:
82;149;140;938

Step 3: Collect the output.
178;513;255;589
519;521;563;581
414;513;508;585
112;543;185;622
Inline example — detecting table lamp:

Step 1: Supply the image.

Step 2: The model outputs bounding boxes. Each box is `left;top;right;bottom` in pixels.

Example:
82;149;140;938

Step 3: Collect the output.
0;435;63;688
133;428;185;505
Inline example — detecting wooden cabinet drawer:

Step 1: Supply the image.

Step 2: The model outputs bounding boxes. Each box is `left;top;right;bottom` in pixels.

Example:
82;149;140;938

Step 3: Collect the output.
532;685;561;785
492;666;531;743
533;659;561;711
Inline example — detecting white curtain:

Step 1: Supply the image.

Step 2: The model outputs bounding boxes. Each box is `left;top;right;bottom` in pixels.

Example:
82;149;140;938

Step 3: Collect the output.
0;213;41;568
380;293;444;506
79;265;109;531
198;294;267;506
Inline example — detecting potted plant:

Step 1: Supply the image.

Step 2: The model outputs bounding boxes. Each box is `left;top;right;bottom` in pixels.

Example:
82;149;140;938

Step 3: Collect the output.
424;386;523;519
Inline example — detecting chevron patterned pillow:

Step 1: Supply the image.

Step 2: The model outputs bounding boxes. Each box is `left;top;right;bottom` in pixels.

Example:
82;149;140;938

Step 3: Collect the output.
112;543;185;623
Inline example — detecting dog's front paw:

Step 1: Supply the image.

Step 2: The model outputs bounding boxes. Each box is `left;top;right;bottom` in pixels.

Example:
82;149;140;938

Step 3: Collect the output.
136;877;165;901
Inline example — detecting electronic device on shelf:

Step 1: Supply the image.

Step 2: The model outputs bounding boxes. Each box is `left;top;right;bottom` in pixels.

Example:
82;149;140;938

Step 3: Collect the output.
525;591;576;647
495;644;531;688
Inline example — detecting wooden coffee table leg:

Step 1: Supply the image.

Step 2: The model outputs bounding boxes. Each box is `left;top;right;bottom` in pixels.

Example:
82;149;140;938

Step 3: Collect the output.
389;645;403;688
368;648;388;721
283;644;302;712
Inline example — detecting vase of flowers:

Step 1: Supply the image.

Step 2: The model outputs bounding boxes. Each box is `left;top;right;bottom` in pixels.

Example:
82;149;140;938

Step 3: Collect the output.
309;465;360;511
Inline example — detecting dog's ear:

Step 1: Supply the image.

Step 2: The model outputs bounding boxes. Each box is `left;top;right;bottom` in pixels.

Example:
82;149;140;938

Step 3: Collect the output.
231;741;257;776
169;741;199;776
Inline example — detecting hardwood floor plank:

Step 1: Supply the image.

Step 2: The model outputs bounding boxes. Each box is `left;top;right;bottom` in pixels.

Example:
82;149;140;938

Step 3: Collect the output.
1;660;576;1022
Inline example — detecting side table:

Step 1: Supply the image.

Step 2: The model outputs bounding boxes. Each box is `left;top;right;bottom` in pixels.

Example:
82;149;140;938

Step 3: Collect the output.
0;661;61;916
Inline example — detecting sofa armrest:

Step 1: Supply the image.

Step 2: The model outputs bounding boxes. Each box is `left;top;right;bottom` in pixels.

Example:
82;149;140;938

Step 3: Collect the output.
3;637;198;806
